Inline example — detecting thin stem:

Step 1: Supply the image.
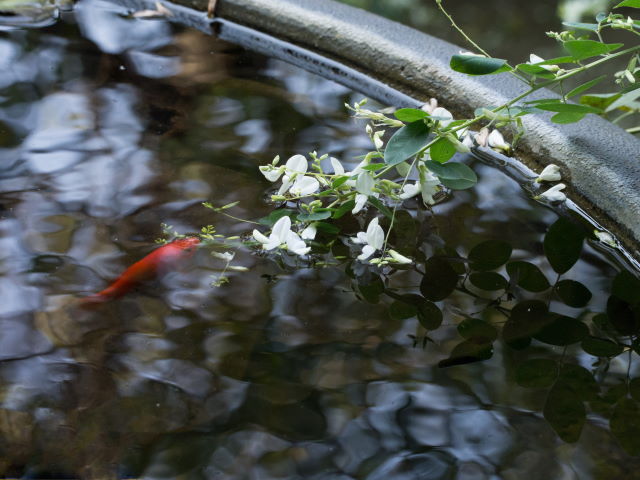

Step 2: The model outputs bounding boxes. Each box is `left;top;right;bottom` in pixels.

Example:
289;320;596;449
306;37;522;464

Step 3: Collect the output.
627;125;640;134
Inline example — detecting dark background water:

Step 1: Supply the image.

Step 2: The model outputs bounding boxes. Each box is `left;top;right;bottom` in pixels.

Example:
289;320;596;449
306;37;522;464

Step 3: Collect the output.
0;0;639;478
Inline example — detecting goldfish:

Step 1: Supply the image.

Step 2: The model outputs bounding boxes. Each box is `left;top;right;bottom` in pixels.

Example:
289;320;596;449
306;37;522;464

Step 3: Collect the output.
81;237;200;304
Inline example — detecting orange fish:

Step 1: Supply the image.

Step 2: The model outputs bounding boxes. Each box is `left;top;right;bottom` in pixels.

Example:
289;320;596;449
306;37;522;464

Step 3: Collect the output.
82;237;200;304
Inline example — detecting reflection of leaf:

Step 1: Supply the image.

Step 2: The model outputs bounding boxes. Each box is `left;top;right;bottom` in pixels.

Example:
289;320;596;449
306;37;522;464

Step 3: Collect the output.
611;398;640;456
612;270;640;305
384;120;431;166
544;383;585;443
388;300;417;320
258;209;296;226
533;315;588;346
391;210;417;255
558;364;599;402
357;275;385;304
516;359;559;388
506;261;550;292
555;279;592;307
543;218;585;274
420;257;459;301
438;338;493;367
457;318;498;342
606;295;640;336
469;272;508;291
630;378;640;402
468;240;512;271
389;293;442;329
581;336;624;357
503;300;549;348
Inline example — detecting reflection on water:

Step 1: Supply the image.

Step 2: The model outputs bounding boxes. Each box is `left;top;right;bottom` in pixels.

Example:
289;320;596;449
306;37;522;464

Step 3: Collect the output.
1;0;639;478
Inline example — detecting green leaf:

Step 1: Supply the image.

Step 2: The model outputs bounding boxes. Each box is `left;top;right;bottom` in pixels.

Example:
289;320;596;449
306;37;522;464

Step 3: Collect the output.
314;222;339;235
450;54;510;75
331;176;349;189
533;315;588;346
297;211;331;221
438;338;493;367
563;40;623;60
550;112;587;124
605;88;640;112
420;256;459;301
516;63;556;79
611;398;640;456
506;261;551;292
516;359;559;388
425;160;477;190
555;279;592;307
332;199;355;219
566;75;606;99
361;163;386;172
394;108;429;122
429;137;456;164
258;209;296;226
581;336;624;357
544;217;585;274
559;364;599;401
614;0;640;7
469;272;508;291
612;270;640;305
468;240;512;271
580;92;621;110
368;196;394;220
384;120;431;166
544;383;586;443
457;318;498;341
535;102;602;114
562;21;600;31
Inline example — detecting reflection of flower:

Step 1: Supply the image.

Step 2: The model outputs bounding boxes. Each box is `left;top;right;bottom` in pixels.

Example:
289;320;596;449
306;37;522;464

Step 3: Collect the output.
537;183;567;202
252;216;310;255
594;230;616;247
352;217;384;261
536;164;561;182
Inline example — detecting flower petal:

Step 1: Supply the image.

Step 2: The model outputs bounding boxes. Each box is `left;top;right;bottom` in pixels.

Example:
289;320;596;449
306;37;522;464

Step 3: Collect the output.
330;157;345;175
259;165;284;182
352;193;368;214
399;182;420;200
290;176;320;196
286;231;310;255
272;215;292;242
301;224;317;240
285;154;308;174
358;244;376;261
252;229;270;245
431;107;453;127
366;217;384;250
536;164;561;182
539;183;567;202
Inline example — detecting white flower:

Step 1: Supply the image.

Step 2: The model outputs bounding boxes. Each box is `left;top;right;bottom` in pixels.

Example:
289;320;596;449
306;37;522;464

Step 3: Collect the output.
398;182;421;200
431;107;453;127
528;54;559;72
352;217;385;261
353;194;368;214
421;98;438;114
419;166;440;206
537;183;567;202
461;133;474;149
289;176;320;196
259;165;285;182
286;230;310;255
536;164;561;182
487;129;510;152
373;130;385;150
388;249;412;264
276;155;310;195
474;127;489;147
252;216;310;255
330;157;345;175
352;172;377;214
301;224;317;240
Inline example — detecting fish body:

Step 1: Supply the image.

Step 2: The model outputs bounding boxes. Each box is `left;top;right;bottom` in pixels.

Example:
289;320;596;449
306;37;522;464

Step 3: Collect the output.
82;237;200;304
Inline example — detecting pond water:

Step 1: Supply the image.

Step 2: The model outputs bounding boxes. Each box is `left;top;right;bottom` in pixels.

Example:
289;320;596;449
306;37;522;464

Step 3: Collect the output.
1;1;640;479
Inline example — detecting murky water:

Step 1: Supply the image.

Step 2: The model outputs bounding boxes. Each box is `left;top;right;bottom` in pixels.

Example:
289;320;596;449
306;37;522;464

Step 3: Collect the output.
1;1;640;478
